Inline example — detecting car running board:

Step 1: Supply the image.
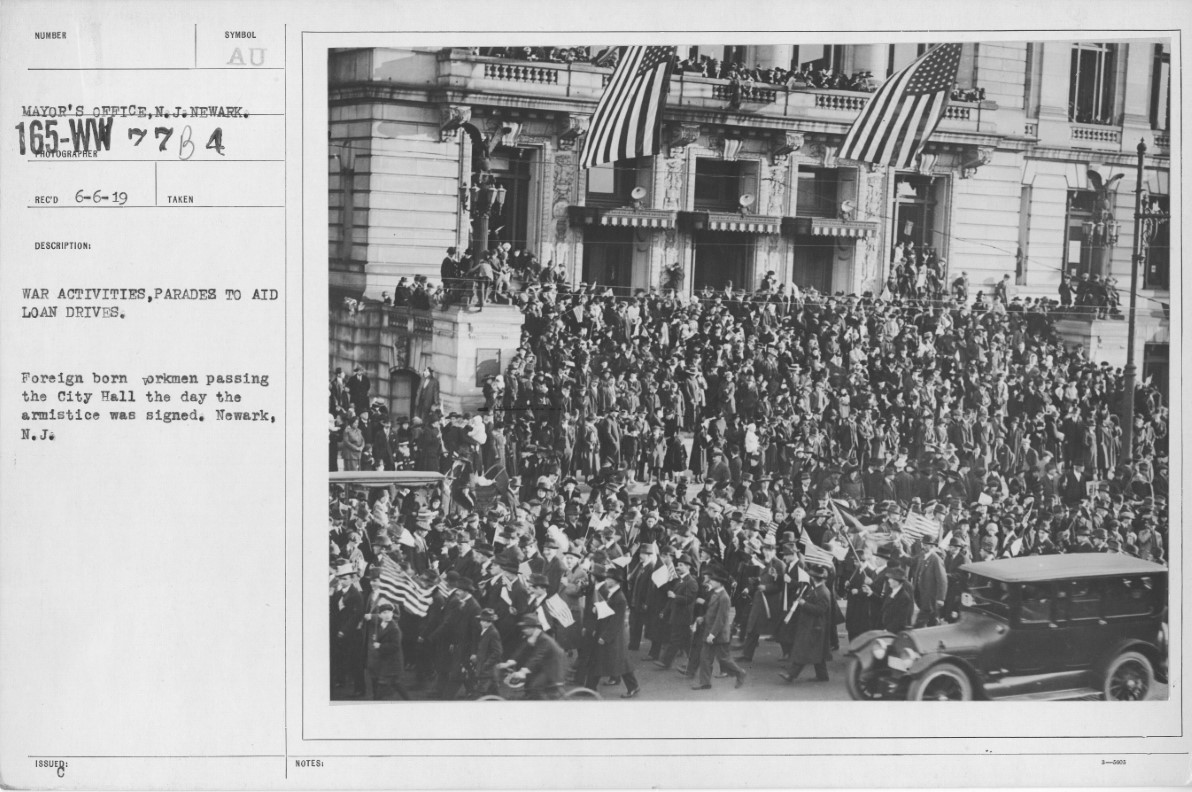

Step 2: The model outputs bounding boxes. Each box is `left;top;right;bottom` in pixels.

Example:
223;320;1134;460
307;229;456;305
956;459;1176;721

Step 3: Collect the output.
990;687;1101;702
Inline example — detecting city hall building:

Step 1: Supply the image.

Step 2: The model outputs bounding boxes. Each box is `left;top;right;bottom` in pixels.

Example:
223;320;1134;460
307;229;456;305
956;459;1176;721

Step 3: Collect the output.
328;41;1172;414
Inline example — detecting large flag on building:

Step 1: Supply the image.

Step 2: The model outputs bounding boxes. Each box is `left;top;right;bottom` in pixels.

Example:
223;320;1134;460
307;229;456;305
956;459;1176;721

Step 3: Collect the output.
374;556;433;617
580;45;676;169
837;43;963;169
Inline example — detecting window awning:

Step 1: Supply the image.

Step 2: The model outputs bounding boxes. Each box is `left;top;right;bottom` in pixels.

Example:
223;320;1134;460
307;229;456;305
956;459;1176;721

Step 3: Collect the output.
782;216;879;238
599;208;676;229
705;212;782;234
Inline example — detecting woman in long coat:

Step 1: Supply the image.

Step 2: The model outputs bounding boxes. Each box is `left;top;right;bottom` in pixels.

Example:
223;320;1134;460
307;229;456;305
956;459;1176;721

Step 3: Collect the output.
585;566;640;697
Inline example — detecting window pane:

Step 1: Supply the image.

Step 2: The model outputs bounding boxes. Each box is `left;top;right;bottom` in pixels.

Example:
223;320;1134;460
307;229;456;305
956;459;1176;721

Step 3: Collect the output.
1018;582;1054;624
1104;576;1156;618
694;159;741;210
797;167;840;217
1056;580;1101;622
587;163;615;195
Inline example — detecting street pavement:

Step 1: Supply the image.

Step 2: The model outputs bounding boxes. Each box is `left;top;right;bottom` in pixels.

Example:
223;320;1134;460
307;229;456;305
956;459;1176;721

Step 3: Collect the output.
605;629;852;702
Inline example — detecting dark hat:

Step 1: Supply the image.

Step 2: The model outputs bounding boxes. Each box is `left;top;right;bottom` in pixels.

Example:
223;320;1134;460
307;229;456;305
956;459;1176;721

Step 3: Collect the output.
517;614;543;629
528;573;550;589
676;554;695;569
886;566;909;582
377;601;396;613
478;608;498;622
703;564;731;585
455;577;477;594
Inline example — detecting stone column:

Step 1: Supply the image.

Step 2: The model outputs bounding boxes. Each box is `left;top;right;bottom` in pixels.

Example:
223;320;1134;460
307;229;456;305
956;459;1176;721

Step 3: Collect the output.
1121;41;1153;130
850;44;888;77
754;45;794;70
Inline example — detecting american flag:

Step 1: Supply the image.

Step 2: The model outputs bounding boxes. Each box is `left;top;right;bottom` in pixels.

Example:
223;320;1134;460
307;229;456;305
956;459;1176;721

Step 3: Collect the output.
801;543;836;570
544;593;575;627
902;512;941;544
838;43;963;169
374;556;433;617
580;45;675;169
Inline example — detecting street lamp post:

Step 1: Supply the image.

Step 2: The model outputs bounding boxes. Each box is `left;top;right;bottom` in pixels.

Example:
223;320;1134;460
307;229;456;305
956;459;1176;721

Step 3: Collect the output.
1120;139;1170;461
1120;140;1145;461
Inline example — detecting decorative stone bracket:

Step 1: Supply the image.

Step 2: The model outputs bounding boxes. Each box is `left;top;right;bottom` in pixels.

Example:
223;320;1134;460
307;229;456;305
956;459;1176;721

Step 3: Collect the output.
557;113;590;151
484;118;522;149
770;131;804;164
439;105;472;142
666;122;700;157
958;146;995;179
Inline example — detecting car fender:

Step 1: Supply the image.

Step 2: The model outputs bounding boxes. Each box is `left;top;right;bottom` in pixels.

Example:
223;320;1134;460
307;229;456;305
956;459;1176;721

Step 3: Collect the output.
1094;638;1164;682
904;652;986;697
845;630;897;658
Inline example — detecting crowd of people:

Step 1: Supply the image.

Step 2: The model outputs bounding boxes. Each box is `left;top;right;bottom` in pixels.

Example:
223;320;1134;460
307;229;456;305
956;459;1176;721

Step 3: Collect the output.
329;243;1169;701
470;45;985;102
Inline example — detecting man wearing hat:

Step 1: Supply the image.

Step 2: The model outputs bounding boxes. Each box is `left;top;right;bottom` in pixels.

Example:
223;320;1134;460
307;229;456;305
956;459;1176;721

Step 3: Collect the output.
448;531;484;586
779;562;832;684
427;574;481;700
501;614;568;700
654;554;699;670
541;537;568;596
879;563;915;633
471;608;504;697
347;364;371;416
627;542;664;657
486;549;530;646
737;534;785;663
366;602;409;700
912;530;947;627
693;565;747;690
330;561;365;697
583;563;641;698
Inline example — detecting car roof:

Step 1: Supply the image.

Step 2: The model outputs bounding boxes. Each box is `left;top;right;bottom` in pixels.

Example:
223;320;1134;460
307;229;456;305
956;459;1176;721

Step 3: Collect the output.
962;554;1166;583
330;470;445;488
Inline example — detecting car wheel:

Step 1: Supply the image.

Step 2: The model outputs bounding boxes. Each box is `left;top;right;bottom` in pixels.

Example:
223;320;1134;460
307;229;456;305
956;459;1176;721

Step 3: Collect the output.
907;663;973;701
845;656;885;700
1103;651;1154;701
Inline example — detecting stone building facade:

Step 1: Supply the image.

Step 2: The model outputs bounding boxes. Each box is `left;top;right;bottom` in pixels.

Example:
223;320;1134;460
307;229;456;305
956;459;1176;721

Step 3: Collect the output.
329;41;1172;388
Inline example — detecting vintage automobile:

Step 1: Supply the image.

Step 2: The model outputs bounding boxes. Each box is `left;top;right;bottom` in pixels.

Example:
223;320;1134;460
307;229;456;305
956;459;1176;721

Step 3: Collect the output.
845;554;1167;701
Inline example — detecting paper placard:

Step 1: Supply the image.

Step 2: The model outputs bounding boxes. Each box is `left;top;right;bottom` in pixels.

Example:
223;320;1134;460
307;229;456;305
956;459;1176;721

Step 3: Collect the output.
611;555;632;568
650;564;672;587
594;600;615;620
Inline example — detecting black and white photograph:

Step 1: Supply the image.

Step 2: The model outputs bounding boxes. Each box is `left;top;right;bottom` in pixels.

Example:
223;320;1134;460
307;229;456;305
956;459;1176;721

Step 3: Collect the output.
325;39;1172;705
